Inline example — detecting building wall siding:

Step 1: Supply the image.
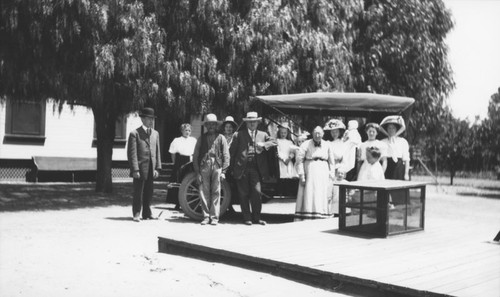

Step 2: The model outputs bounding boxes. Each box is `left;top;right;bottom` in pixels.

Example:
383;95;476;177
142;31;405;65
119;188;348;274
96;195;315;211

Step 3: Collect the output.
0;101;142;161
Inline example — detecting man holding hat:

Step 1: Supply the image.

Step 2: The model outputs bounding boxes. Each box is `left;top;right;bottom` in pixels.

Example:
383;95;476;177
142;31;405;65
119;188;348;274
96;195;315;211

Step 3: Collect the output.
127;107;162;222
192;113;230;225
230;111;276;225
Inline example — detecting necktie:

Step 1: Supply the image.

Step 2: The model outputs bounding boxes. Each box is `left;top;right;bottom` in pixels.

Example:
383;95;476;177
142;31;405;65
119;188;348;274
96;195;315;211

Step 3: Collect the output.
147;128;151;136
314;141;321;147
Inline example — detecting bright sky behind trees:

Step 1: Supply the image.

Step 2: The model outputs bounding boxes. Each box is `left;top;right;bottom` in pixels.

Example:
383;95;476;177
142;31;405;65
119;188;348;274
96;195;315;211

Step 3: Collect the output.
444;0;500;120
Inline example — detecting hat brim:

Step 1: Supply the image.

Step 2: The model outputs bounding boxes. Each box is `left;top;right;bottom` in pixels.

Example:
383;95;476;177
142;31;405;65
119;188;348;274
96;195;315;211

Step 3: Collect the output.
381;122;403;130
222;121;238;127
380;122;405;136
139;113;157;118
243;117;262;122
323;126;345;131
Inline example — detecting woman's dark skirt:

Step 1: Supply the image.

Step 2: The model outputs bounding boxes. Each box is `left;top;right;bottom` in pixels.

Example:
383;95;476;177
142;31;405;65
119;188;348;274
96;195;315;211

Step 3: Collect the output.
385;158;405;180
171;154;191;182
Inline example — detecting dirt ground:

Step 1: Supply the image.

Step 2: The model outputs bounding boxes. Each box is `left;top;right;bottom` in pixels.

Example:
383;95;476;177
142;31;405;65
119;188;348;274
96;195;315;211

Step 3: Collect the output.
1;179;499;297
0;182;349;297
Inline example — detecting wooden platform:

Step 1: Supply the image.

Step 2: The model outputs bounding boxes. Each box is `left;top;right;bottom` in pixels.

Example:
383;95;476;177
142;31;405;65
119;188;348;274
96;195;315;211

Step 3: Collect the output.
158;215;499;297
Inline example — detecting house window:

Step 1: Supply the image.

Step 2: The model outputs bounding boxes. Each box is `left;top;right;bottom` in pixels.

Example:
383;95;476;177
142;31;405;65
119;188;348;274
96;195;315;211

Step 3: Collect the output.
4;100;46;144
92;116;127;147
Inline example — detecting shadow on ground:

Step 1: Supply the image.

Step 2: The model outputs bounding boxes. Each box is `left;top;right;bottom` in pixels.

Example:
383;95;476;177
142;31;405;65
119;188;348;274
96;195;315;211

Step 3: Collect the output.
161;209;295;225
0;182;167;212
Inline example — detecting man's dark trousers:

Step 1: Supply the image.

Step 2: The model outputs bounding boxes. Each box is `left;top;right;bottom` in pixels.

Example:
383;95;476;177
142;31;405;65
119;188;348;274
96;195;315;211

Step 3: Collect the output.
132;160;153;219
236;163;262;222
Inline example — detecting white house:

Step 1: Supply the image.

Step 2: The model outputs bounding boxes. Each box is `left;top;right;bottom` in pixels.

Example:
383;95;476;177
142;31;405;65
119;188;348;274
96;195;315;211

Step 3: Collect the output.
0;99;202;182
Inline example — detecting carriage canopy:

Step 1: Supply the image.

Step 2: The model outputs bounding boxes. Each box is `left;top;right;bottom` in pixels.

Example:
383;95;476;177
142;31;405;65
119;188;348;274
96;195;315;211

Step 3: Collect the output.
252;92;415;119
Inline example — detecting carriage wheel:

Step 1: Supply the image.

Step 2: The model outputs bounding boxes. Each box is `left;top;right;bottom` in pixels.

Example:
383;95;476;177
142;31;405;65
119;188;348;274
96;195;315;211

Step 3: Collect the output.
178;172;232;220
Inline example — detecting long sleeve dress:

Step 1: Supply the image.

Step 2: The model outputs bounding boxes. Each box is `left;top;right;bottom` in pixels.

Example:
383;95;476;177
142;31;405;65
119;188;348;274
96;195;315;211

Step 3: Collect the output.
327;139;347;215
294;139;335;220
277;138;298;179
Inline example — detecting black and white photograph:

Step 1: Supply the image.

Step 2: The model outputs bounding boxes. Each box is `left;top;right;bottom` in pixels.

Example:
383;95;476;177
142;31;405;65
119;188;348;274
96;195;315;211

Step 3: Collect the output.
1;0;499;296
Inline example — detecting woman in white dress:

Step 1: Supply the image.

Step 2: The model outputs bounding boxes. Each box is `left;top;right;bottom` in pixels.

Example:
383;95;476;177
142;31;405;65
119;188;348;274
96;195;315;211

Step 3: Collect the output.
323;119;348;215
276;122;298;179
357;123;386;181
295;126;335;220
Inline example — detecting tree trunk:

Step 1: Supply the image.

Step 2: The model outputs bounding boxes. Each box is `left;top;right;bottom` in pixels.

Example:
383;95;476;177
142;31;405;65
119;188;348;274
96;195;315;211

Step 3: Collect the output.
93;105;117;193
450;165;455;186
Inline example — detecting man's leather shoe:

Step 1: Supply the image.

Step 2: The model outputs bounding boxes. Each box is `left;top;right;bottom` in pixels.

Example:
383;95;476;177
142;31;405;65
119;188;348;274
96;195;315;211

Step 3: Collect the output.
254;220;267;225
244;221;252;226
201;218;210;225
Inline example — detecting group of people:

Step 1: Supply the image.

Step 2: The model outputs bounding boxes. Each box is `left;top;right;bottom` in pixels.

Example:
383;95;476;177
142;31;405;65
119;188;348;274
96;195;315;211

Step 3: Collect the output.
292;115;410;220
126;107;410;225
188;111;276;226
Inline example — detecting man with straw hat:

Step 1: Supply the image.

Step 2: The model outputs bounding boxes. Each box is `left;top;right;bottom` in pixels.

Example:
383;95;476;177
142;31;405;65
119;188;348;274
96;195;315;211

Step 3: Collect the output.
127;107;162;222
230;111;276;225
193;113;230;225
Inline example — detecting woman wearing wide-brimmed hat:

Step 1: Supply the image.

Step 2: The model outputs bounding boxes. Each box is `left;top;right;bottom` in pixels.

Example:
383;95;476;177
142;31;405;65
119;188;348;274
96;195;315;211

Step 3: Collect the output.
323;119;351;214
222;116;238;147
379;115;410;180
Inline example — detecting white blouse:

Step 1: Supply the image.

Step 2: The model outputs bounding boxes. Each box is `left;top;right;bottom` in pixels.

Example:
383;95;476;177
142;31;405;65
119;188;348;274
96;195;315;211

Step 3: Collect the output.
168;136;197;156
382;137;410;162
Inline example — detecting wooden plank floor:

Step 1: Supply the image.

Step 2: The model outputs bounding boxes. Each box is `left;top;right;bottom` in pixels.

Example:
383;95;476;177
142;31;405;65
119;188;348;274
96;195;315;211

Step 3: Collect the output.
158;215;499;297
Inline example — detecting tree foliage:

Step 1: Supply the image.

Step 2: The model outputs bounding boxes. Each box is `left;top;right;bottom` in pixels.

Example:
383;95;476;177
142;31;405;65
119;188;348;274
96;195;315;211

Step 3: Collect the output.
352;0;454;142
480;88;500;172
1;0;463;190
1;0;165;192
148;0;360;119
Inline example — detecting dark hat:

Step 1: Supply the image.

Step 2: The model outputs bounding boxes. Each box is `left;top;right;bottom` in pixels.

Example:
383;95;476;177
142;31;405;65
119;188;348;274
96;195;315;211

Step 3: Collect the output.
139;107;156;118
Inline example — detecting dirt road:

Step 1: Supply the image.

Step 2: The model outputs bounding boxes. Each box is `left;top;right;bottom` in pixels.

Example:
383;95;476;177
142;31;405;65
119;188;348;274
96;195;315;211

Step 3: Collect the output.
1;181;499;297
0;203;348;297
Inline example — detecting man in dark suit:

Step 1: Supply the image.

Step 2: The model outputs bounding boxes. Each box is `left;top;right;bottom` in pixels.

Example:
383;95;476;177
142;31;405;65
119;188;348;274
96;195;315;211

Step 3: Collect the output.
230;111;276;225
127;107;162;222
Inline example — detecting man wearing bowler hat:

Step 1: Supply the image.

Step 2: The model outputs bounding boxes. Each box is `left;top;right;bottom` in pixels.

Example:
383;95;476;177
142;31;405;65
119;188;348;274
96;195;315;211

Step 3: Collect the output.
127;107;162;222
230;111;277;225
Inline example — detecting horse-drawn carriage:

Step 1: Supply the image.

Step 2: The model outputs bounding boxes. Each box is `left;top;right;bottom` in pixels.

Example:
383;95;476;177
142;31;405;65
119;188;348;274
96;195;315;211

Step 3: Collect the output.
166;92;415;220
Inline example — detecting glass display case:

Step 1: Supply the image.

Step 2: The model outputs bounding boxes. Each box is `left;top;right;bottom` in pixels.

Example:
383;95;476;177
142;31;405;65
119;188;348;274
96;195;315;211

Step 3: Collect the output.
338;180;426;237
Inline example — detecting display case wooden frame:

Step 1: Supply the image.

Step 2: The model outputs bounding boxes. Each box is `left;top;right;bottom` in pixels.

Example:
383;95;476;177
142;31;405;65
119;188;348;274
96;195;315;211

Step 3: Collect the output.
338;180;426;237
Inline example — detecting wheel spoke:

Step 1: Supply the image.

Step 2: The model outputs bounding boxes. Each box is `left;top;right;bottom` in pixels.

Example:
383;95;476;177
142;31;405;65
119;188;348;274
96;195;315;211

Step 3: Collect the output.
194;201;202;212
188;198;200;205
187;185;199;193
